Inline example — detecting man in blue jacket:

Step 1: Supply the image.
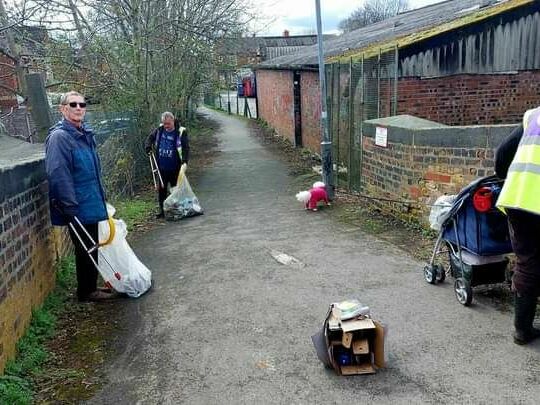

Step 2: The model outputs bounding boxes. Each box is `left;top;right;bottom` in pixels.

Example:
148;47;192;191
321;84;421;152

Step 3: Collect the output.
45;91;113;302
145;111;190;218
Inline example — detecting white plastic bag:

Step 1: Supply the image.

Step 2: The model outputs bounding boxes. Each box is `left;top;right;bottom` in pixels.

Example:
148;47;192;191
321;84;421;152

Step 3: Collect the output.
429;195;456;231
163;165;203;220
97;205;152;298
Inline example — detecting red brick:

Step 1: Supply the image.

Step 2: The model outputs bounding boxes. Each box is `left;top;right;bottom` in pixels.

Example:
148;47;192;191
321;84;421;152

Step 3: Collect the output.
425;172;452;183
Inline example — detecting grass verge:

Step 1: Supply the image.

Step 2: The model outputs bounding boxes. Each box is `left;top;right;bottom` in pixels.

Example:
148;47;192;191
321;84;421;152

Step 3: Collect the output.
110;192;156;233
0;256;76;405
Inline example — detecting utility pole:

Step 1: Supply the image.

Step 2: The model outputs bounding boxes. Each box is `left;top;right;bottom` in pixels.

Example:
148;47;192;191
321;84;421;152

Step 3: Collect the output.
315;0;334;198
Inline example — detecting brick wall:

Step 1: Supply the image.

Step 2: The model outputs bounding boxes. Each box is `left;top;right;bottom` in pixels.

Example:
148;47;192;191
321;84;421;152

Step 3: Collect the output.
0;54;18;108
256;70;295;142
360;120;514;223
0;137;70;373
398;71;540;125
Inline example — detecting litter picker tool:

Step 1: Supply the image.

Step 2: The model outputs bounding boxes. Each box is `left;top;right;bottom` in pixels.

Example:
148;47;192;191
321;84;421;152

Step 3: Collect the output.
53;201;121;290
149;152;164;189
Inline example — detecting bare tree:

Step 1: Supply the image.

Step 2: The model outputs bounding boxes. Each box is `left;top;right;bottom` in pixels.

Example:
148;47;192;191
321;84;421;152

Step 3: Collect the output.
338;0;409;33
1;0;254;114
1;0;255;194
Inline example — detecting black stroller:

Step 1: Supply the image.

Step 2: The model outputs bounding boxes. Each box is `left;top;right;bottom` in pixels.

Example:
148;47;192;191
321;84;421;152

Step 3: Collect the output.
423;175;513;306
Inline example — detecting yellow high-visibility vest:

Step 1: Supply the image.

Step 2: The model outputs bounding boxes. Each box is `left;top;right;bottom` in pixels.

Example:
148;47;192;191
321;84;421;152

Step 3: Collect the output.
496;107;540;215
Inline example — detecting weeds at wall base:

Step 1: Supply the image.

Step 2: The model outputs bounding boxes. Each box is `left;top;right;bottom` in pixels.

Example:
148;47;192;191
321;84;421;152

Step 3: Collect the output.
0;256;76;405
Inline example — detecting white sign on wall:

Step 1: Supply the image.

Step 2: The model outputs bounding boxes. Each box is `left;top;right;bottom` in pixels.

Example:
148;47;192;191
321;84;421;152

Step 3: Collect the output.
375;126;388;147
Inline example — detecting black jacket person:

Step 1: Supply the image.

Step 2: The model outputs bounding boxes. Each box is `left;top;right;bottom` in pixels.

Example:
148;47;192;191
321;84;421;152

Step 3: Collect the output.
145;112;190;217
495;118;540;345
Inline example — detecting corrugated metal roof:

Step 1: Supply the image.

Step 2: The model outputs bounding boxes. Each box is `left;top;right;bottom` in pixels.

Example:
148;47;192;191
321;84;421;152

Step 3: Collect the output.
218;35;328;55
264;46;311;60
257;0;534;69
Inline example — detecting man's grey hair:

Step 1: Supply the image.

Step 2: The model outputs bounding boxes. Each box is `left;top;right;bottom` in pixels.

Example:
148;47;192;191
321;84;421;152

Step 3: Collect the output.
60;91;84;105
161;111;175;122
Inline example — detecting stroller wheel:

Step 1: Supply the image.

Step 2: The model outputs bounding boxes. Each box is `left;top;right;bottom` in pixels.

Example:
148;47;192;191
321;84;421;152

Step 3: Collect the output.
423;265;437;284
454;278;473;306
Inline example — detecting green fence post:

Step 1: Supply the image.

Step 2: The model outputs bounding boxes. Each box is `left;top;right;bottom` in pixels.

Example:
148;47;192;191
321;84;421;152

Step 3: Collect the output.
348;57;354;191
335;62;341;189
394;44;399;116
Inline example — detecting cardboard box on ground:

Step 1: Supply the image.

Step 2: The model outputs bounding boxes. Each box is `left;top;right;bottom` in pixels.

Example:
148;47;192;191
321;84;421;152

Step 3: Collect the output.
312;304;386;375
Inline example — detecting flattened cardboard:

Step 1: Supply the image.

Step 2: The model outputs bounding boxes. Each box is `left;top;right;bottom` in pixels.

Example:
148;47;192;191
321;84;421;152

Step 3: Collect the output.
342;332;353;348
352;338;369;354
341;318;375;333
373;320;386;368
311;327;332;368
340;364;375;375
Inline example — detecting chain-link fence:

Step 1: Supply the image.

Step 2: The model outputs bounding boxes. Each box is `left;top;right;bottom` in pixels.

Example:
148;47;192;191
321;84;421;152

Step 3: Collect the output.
204;89;258;119
203;70;258;119
53;108;140;197
326;46;399;192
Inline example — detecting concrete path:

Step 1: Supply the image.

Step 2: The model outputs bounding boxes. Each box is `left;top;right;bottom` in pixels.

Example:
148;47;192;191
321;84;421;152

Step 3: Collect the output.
88;108;540;404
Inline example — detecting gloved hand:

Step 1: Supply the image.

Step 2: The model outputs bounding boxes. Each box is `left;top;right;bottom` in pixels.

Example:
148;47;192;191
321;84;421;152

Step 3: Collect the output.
145;146;152;155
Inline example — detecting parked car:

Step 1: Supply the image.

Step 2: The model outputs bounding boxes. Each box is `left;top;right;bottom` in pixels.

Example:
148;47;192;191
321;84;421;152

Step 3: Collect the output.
92;117;134;144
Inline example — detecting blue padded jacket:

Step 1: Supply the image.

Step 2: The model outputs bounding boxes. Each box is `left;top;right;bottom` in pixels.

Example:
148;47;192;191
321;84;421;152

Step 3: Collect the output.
45;119;107;225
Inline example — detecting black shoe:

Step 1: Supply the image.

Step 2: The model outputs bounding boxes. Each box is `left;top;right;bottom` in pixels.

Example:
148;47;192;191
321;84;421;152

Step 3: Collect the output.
513;327;540;345
78;290;117;302
513;293;540;345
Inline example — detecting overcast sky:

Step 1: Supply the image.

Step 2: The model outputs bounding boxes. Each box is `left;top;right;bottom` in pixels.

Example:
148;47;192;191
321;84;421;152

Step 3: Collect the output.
251;0;447;36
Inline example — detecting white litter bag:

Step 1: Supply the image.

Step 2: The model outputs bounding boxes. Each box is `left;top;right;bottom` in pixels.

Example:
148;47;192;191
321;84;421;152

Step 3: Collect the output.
97;205;152;298
429;195;456;231
163;164;203;220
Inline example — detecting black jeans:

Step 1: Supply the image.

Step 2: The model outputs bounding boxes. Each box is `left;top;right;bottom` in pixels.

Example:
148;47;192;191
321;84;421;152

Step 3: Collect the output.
507;209;540;297
68;222;99;300
158;168;180;212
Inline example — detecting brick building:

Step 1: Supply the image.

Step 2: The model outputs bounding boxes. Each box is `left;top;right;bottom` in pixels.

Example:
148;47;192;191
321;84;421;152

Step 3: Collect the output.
217;32;330;69
256;0;540;145
0;53;18;108
215;32;335;92
0;26;50;109
254;0;540;222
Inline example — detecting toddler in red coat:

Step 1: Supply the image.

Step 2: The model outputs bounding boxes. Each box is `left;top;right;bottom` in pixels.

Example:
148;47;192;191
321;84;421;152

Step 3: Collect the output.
296;181;331;211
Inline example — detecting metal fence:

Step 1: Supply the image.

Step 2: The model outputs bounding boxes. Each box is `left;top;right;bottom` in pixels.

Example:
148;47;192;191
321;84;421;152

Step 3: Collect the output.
49;109;138;144
204;90;257;119
326;46;399;192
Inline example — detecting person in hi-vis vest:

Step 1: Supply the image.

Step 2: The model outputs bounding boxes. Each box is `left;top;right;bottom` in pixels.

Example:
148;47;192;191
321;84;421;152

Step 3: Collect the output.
496;108;540;345
145;111;190;218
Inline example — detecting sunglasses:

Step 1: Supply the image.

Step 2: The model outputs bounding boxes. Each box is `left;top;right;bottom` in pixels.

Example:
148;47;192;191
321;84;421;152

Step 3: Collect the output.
66;102;87;108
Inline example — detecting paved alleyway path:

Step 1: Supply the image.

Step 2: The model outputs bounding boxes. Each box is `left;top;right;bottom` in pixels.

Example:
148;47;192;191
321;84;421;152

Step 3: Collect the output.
89;108;539;404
